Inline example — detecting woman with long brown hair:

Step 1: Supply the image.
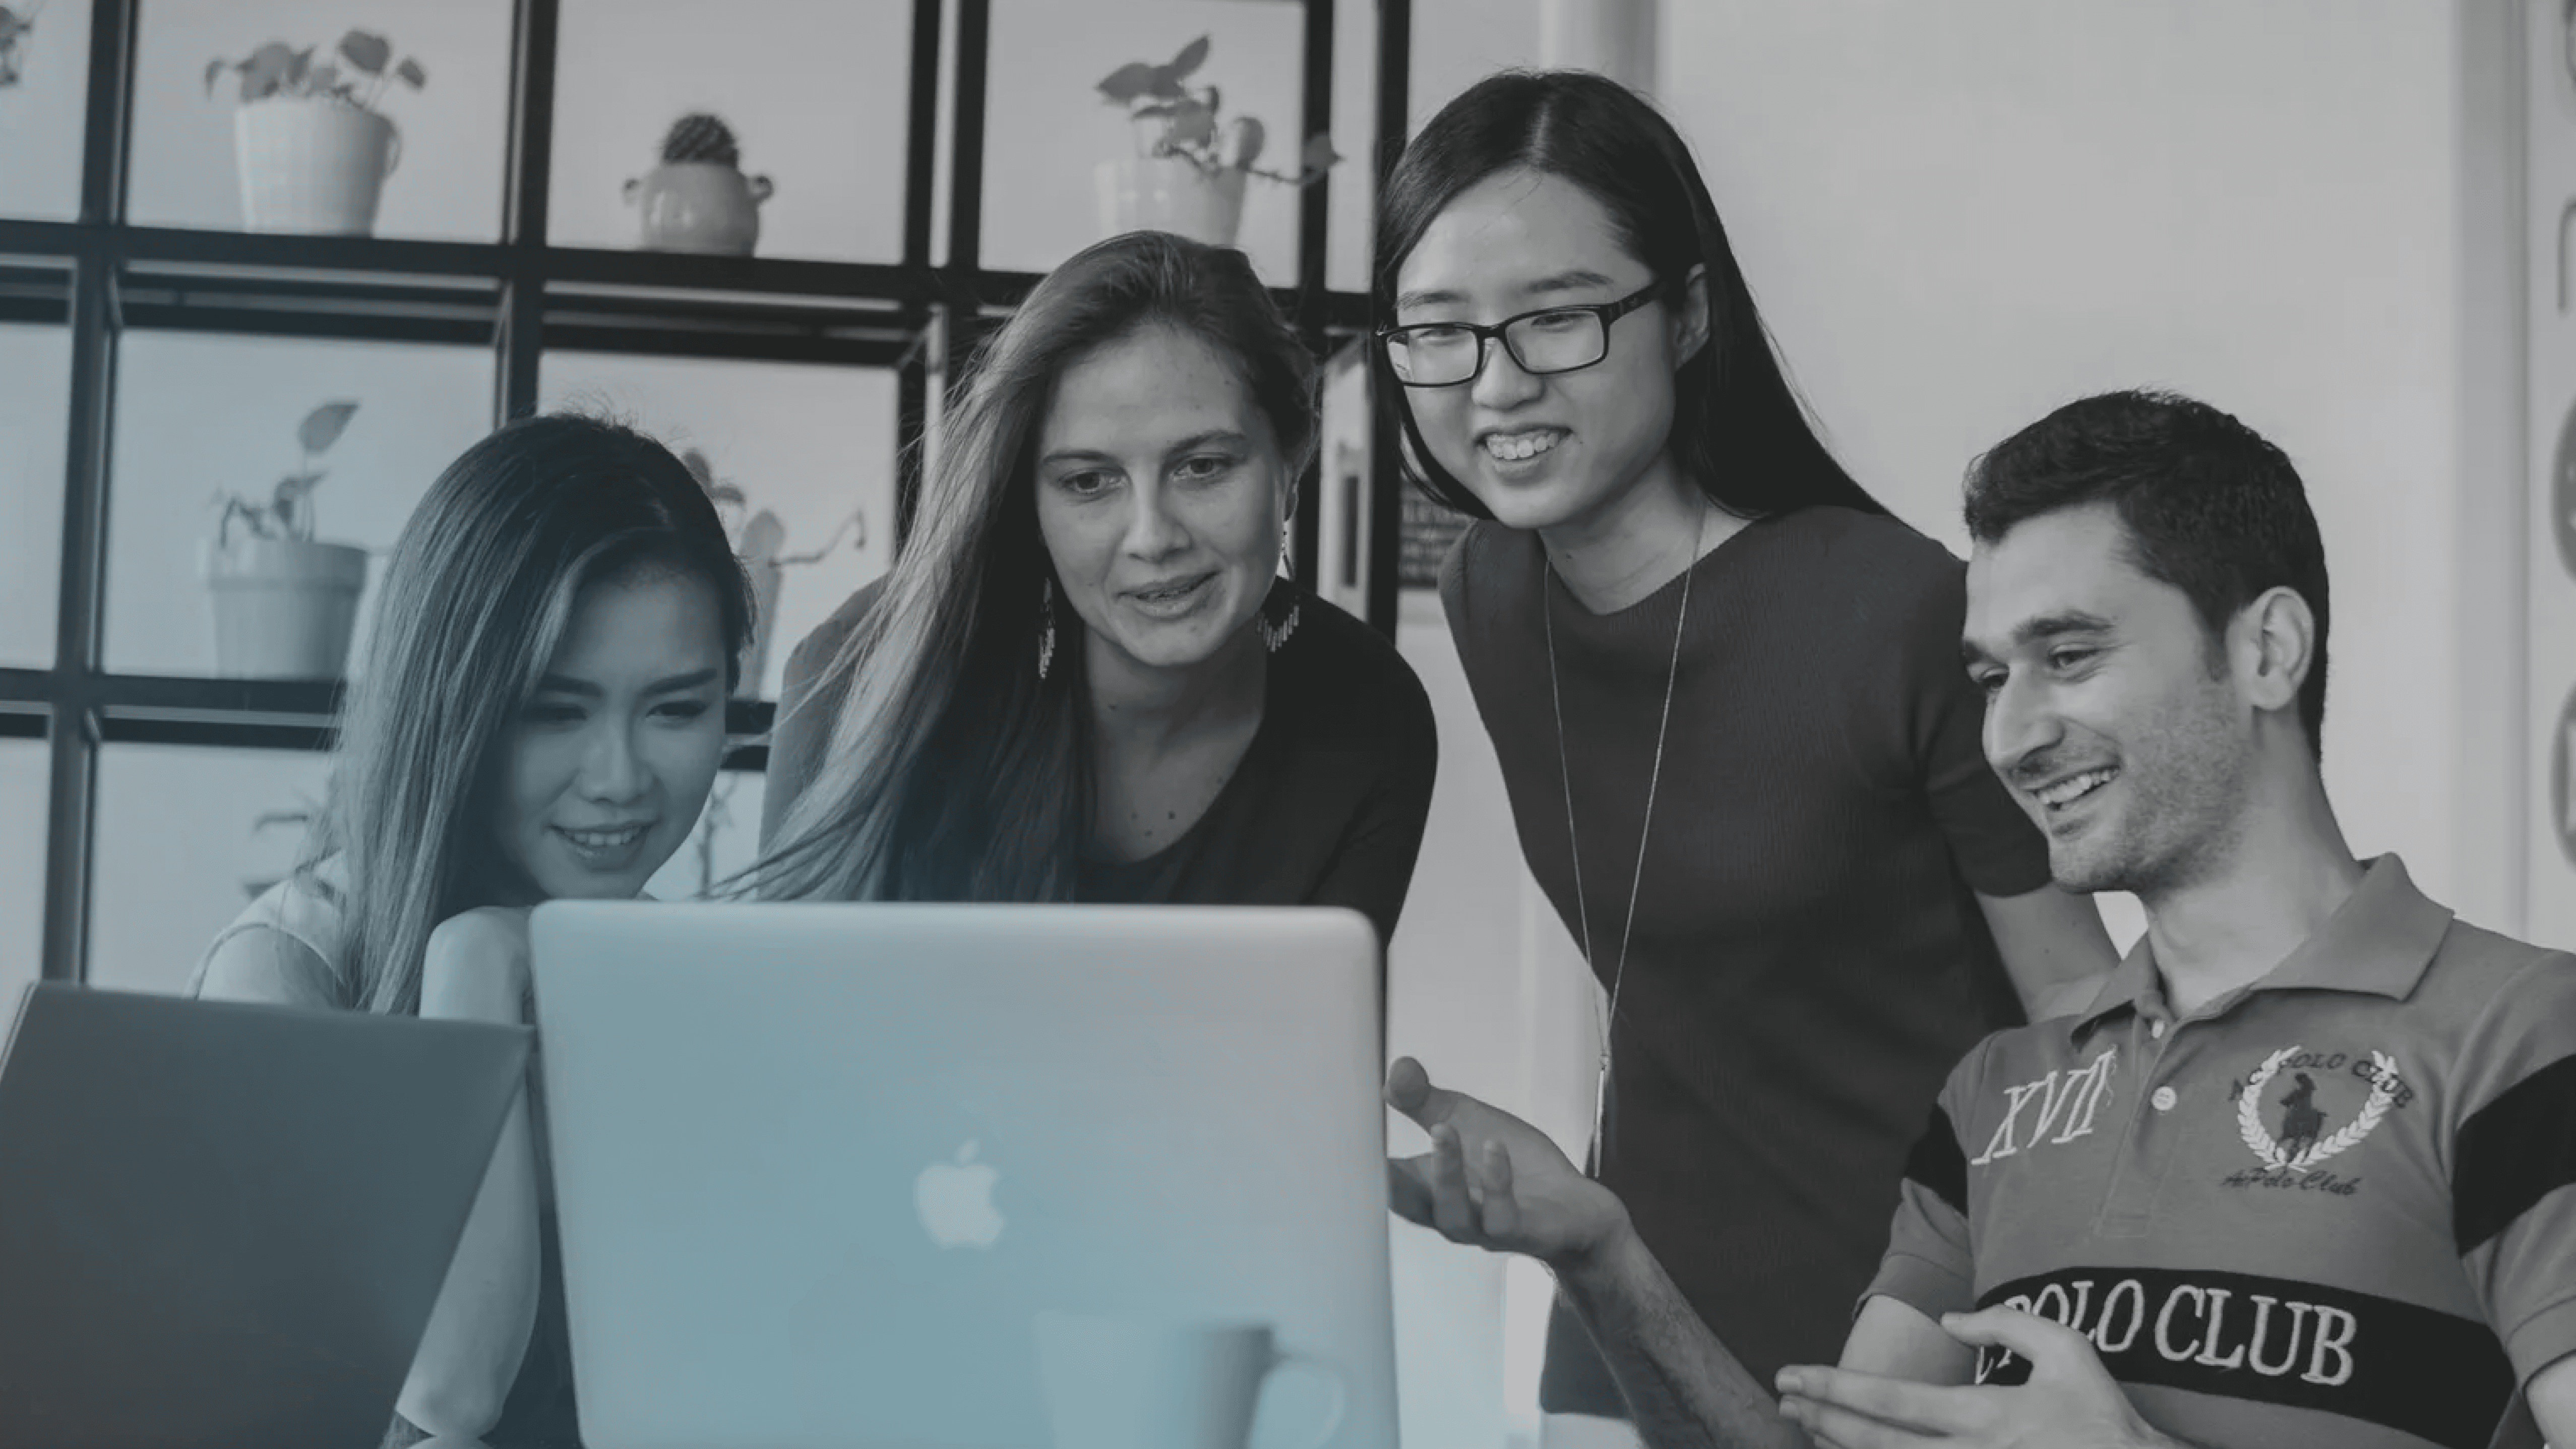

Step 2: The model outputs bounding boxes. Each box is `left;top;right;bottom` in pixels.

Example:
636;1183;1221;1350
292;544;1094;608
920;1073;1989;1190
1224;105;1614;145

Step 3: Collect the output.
192;412;756;1448
756;230;1437;957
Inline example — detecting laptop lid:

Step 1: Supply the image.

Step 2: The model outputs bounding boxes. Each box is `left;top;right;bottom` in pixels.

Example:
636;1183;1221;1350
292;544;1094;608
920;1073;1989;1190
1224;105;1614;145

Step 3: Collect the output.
0;983;532;1449
531;900;1397;1449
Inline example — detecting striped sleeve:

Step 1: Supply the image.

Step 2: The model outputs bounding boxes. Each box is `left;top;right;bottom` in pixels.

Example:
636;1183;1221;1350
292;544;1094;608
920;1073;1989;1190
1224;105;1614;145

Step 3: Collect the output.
2450;948;2576;1387
1860;1040;1986;1322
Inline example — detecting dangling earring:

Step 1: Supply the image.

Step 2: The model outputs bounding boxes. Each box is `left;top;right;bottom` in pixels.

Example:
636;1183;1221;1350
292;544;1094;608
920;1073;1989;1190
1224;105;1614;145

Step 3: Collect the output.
1254;575;1300;653
1036;576;1057;681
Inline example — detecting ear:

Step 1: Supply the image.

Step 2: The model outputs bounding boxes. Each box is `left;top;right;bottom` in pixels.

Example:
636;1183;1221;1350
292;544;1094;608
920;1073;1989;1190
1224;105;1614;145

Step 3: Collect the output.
1672;264;1712;369
2234;586;2317;717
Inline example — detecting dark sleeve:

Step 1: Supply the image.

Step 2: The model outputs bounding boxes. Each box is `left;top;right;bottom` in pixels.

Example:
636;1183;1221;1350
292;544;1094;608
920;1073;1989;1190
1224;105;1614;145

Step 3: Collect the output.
1306;653;1440;962
759;589;868;852
1859;1036;1990;1323
1842;528;2053;898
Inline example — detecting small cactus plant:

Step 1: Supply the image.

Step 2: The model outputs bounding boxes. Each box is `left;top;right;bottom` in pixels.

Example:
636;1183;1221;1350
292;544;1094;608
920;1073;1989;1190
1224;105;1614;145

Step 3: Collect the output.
661;113;743;169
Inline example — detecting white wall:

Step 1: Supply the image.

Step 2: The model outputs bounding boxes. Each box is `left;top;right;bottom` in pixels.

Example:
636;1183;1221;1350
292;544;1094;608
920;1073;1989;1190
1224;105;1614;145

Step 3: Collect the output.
1655;0;2531;945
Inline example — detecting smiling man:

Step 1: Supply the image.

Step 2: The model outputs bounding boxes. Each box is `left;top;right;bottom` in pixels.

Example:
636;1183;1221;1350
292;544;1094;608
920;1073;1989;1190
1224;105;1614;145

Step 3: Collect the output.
1385;389;2576;1448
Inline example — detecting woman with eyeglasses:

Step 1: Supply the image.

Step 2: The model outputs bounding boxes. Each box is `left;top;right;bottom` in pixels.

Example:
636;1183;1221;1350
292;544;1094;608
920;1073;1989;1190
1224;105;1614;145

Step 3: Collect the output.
1375;72;2119;1435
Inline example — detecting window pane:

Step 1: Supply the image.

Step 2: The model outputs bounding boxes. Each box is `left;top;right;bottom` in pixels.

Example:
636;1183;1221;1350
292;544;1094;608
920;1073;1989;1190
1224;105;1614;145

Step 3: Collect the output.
645;766;763;902
128;0;513;241
1325;0;1376;296
104;332;496;679
0;324;69;667
0;0;92;220
981;0;1308;283
549;0;912;264
538;352;893;702
1310;342;1371;620
89;743;332;996
0;737;45;1015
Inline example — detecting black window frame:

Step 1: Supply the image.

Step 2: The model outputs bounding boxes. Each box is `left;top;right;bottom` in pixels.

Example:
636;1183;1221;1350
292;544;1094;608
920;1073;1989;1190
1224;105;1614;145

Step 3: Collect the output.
2;0;1416;984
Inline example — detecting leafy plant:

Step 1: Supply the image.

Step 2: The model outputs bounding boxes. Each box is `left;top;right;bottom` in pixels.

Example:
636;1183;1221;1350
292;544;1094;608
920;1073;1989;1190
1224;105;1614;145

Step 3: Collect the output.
1096;36;1338;187
205;30;427;110
680;448;867;567
214;401;359;548
0;2;43;88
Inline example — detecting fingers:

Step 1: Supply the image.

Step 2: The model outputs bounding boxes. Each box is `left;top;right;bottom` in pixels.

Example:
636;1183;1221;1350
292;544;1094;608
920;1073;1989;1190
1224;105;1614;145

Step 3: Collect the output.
1385;1056;1455;1132
1386;1156;1436;1227
1770;1367;1971;1437
1776;1393;1934;1449
1427;1123;1483;1242
1476;1138;1522;1241
1936;1306;2080;1366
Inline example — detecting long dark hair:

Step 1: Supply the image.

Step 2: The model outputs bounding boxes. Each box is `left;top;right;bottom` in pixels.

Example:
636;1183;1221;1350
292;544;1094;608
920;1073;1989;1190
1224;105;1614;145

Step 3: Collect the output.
304;412;756;1015
1375;70;1887;523
745;230;1316;904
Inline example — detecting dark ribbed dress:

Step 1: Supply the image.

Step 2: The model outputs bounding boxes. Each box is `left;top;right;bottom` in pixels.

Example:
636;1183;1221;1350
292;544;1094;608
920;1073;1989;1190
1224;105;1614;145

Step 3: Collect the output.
1438;505;2054;1410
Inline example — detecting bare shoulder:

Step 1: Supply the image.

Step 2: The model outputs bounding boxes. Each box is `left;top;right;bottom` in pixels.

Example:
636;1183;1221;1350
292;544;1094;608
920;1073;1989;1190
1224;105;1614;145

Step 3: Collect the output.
197;925;342;1009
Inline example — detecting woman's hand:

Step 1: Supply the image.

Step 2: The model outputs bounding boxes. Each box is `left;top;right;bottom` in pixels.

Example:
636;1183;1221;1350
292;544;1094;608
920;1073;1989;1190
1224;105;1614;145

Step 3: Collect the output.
1384;1056;1631;1272
420;907;534;1023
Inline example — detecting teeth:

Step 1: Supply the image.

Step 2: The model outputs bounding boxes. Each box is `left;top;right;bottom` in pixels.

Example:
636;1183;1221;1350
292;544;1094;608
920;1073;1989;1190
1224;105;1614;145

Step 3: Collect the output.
564;826;645;850
2036;769;2116;808
1483;430;1562;462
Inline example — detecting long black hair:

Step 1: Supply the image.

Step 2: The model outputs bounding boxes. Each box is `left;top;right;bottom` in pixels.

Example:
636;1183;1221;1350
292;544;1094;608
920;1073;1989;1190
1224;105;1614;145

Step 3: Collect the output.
1375;70;1888;523
306;412;756;1014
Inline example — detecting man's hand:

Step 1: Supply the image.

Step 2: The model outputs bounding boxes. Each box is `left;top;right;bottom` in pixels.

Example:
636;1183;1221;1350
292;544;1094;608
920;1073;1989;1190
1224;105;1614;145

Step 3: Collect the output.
1775;1307;2175;1449
421;906;535;1023
1383;1056;1629;1271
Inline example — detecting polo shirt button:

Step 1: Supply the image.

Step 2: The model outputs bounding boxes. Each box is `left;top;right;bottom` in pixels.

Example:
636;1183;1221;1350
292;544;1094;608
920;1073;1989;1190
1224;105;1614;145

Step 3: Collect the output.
2152;1086;2178;1111
2150;1020;2167;1039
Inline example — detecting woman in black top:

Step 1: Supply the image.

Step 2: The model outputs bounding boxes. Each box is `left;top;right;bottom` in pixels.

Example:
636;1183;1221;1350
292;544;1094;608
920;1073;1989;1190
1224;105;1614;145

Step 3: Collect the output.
755;231;1437;956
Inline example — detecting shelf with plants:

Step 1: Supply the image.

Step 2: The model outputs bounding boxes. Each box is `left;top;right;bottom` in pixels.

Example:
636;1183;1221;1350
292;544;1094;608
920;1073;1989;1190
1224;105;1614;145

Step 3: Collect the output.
11;0;1413;985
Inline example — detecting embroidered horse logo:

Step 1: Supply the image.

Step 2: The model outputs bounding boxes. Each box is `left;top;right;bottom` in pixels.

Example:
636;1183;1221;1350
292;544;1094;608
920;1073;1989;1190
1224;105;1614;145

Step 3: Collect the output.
2275;1072;2327;1165
2237;1048;2397;1172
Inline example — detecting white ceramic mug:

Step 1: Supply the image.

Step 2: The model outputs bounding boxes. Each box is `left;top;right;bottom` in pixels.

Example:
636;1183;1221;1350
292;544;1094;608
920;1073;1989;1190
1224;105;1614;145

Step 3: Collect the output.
1032;1312;1345;1449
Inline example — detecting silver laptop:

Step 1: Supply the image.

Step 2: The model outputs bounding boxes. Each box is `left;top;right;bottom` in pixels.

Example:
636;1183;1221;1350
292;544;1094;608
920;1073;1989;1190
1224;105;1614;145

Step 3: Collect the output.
0;982;532;1449
530;901;1398;1449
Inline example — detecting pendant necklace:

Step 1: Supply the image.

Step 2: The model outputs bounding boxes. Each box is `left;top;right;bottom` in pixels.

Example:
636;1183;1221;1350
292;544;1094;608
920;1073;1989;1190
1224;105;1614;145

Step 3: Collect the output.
1545;504;1703;1177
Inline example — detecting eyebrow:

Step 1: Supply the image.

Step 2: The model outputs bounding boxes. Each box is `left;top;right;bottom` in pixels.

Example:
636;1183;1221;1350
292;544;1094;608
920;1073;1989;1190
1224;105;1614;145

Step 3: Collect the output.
535;667;722;697
1037;430;1251;468
1958;611;2117;668
1393;269;1624;315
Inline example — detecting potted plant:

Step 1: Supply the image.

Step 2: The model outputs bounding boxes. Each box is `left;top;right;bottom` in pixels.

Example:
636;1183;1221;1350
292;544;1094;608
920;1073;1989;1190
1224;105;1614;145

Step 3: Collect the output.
1093;36;1339;249
624;114;774;257
0;3;43;88
680;447;864;696
206;30;427;235
200;401;372;680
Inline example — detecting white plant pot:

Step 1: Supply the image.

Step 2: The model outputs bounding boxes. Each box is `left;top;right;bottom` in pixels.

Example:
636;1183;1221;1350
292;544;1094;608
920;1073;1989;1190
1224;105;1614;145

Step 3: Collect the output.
199;537;370;680
234;98;401;236
1095;157;1247;249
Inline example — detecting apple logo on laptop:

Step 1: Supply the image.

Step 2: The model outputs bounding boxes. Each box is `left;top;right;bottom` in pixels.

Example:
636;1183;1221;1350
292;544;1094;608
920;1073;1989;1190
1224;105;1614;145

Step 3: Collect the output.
915;1140;1004;1248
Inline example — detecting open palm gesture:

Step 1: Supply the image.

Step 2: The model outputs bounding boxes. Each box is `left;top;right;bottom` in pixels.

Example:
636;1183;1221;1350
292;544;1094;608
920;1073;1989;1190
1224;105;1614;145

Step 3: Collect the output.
1383;1057;1629;1269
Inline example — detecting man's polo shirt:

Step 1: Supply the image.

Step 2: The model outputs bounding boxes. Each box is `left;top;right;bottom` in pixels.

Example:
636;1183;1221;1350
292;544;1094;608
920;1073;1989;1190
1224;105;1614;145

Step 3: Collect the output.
1862;855;2576;1448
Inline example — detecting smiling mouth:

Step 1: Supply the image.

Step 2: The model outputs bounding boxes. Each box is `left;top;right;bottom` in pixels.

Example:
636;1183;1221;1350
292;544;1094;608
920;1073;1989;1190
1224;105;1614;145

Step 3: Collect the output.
557;823;649;852
1482;428;1565;462
1129;573;1214;604
2031;768;2117;811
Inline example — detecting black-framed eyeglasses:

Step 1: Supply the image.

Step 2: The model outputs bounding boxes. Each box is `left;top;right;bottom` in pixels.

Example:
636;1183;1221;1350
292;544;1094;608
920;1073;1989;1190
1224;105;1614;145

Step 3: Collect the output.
1378;279;1667;388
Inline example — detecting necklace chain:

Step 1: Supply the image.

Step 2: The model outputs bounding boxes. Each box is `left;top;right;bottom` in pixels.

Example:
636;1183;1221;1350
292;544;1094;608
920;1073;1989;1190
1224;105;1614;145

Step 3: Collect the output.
1545;506;1704;1176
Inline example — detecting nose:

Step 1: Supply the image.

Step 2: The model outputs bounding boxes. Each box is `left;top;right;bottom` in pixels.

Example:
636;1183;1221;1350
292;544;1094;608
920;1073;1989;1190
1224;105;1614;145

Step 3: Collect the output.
576;716;652;804
1120;479;1190;561
1468;334;1544;410
1983;670;2065;783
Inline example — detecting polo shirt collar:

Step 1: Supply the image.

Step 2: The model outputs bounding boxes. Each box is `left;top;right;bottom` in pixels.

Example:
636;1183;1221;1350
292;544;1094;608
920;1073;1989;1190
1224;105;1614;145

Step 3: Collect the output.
2069;854;2454;1039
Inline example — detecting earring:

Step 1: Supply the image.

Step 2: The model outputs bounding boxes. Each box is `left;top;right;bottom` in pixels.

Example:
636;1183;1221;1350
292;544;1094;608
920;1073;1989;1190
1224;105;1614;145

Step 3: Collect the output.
1254;574;1299;653
1036;577;1057;681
